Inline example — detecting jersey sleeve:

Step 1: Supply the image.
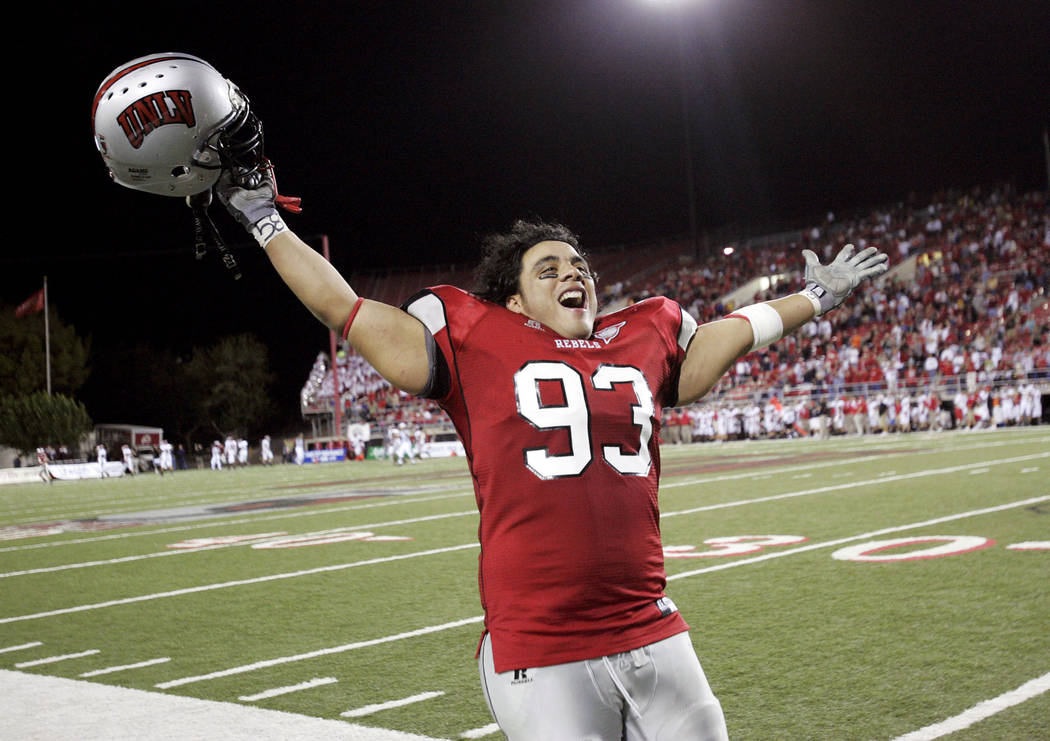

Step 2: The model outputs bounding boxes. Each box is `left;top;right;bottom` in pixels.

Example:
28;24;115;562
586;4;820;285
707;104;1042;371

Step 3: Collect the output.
401;285;487;402
644;296;698;407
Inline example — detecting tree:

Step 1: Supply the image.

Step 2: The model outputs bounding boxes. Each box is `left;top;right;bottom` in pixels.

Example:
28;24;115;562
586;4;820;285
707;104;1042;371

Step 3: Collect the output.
183;333;276;439
0;304;91;397
0;392;93;456
81;342;189;438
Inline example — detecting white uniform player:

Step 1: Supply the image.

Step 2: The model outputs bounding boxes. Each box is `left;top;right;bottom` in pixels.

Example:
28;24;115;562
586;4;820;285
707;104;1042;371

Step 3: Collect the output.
210;440;223;470
158;439;174;474
224;436;237;467
36;448;51;484
121;444;136;475
237;438;249;466
412;426;428;459
260;435;274;465
96;443;109;478
393;422;413;465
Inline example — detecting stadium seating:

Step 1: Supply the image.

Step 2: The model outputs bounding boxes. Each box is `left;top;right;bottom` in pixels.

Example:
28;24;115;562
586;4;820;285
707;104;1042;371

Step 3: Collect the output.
302;183;1049;444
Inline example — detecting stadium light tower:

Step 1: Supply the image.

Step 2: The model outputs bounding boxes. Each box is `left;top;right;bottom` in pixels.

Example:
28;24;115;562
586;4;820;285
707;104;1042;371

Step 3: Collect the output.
641;0;703;259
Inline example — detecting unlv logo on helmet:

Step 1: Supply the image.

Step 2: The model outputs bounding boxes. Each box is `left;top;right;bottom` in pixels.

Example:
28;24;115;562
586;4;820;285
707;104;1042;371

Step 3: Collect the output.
94;53;263;197
116;90;197;149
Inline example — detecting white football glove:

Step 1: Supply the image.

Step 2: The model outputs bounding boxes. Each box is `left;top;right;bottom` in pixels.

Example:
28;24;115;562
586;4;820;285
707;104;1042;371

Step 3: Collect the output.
799;244;889;315
214;163;301;248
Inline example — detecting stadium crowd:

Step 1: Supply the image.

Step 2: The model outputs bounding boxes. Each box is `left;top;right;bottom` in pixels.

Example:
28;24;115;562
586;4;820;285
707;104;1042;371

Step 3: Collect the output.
300;183;1049;444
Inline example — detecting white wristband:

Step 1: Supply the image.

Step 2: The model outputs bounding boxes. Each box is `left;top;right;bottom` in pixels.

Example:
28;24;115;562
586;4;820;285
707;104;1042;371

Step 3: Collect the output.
797;287;825;316
726;303;784;351
250;212;288;248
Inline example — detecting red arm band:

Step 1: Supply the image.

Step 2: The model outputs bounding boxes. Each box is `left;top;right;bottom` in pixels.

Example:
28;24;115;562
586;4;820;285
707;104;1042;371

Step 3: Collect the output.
342;297;365;340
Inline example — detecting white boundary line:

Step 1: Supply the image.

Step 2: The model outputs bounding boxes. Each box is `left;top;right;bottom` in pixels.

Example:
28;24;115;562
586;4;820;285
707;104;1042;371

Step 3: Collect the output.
892;671;1050;740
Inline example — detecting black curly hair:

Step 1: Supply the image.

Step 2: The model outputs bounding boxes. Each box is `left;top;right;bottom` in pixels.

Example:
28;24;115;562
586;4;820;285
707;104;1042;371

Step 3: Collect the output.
471;219;588;305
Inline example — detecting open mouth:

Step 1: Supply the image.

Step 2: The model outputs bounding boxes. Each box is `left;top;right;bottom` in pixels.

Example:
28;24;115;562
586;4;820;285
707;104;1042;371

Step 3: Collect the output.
558;289;586;309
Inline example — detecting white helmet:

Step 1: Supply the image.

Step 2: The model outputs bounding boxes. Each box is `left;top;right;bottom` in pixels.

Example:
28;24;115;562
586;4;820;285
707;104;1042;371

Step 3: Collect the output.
91;53;263;197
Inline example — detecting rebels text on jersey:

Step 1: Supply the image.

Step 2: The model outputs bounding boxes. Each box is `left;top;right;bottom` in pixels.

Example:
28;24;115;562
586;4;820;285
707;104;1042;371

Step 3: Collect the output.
405;286;698;673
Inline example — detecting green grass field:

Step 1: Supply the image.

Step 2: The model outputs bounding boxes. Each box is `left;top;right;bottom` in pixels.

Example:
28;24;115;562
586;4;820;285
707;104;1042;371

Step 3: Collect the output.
2;427;1048;740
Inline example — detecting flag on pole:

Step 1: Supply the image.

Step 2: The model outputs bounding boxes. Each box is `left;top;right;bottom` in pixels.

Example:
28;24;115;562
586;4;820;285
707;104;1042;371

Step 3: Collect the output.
14;288;45;318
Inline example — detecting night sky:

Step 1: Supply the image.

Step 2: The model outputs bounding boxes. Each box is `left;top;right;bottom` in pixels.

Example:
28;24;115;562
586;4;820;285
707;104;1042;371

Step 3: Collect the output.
6;0;1049;428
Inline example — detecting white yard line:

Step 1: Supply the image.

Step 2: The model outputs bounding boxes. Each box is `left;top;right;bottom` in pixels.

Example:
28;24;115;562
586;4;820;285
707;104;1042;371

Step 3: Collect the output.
239;676;338;702
892;671;1050;741
15;649;99;668
0;543;480;625
79;657;171;677
341;691;445;718
0;641;41;654
157;617;484;689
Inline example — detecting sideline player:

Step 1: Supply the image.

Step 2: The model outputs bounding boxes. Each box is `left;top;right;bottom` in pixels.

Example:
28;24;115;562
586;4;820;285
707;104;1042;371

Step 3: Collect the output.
157;439;174;474
212;162;887;739
96;443;109;478
224;435;238;468
36;447;51;484
210;440;223;471
121;443;136;476
260;435;274;465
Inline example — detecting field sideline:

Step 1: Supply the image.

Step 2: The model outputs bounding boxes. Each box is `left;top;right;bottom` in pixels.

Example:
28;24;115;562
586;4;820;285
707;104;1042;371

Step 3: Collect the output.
1;427;1047;740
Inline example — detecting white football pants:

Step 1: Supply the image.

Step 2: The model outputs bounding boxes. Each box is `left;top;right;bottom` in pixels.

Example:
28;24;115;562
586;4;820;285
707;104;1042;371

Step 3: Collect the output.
479;631;728;740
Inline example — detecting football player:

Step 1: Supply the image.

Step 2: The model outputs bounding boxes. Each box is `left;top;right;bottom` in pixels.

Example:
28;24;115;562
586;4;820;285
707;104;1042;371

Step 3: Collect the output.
214;166;886;739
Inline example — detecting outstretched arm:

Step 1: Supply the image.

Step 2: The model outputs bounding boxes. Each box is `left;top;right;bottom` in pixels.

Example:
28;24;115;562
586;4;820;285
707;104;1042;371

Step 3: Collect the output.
215;168;432;395
676;244;888;406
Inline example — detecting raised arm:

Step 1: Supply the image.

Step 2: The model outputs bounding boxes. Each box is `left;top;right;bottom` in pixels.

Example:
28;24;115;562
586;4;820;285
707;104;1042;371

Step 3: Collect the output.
215;168;432;395
676;244;888;406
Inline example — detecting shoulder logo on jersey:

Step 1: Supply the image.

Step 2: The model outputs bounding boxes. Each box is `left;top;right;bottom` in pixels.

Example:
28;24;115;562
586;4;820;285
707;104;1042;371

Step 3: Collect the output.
594;321;626;345
524;319;543;330
116;90;197;149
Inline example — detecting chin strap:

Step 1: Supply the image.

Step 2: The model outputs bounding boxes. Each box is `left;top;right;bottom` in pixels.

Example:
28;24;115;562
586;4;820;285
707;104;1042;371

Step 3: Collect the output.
188;191;242;280
186;168;302;280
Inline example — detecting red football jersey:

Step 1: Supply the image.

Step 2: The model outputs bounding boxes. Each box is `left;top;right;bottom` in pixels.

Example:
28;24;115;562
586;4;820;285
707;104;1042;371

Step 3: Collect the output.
404;286;696;672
